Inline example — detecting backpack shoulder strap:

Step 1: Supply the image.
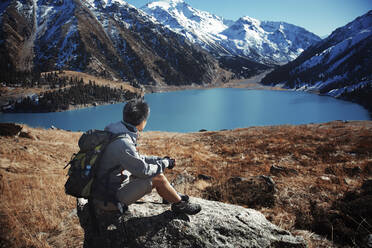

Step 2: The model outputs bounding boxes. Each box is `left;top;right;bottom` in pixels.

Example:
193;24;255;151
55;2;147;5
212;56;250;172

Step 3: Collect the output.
91;133;126;206
110;133;127;143
91;132;126;177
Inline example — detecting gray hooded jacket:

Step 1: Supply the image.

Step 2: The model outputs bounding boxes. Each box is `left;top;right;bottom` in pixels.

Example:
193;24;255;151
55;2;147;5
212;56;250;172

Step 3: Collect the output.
92;121;169;199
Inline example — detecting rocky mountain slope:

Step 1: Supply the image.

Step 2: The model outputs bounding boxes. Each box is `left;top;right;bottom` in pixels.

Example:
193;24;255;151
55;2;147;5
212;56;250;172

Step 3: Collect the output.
261;10;372;112
142;0;321;65
0;0;229;86
1;121;371;247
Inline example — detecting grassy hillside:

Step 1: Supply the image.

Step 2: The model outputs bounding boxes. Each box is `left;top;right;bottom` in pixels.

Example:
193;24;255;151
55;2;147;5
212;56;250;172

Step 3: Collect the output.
0;70;143;112
0;121;371;247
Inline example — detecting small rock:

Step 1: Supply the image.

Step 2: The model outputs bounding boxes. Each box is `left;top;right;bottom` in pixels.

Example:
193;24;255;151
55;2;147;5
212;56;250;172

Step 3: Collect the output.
197;174;213;181
270;165;285;175
260;175;275;186
19;131;35;139
227;177;247;184
171;172;195;186
270;165;298;176
0;123;22;136
199;129;208;132
320;176;331;181
344;178;353;185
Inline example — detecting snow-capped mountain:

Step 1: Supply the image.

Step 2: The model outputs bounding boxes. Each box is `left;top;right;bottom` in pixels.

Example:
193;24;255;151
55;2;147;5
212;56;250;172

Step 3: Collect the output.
0;0;228;85
141;0;321;65
261;10;372;112
141;0;233;55
222;18;321;64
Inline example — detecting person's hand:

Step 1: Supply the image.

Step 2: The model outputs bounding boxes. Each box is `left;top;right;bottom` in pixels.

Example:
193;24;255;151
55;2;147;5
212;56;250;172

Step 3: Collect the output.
164;156;176;169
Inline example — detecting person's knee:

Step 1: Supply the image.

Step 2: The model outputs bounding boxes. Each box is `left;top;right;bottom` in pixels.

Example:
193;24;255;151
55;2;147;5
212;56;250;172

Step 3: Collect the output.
116;178;153;206
152;173;167;186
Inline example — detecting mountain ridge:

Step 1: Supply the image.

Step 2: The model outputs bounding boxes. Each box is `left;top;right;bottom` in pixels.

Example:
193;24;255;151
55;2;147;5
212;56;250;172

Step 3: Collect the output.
1;0;323;86
260;10;372;113
0;0;230;86
141;0;321;65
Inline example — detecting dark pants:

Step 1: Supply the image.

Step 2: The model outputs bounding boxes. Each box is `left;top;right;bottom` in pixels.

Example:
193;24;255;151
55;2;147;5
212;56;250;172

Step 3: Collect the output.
77;199;129;248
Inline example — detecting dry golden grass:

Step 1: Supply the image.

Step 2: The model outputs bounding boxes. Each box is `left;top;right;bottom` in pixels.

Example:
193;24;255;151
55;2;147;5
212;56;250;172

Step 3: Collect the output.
0;86;47;106
0;127;82;248
0;120;371;247
56;71;141;94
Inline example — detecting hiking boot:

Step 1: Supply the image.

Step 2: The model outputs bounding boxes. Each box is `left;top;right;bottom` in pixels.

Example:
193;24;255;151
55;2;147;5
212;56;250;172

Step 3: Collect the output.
162;193;189;204
171;199;201;215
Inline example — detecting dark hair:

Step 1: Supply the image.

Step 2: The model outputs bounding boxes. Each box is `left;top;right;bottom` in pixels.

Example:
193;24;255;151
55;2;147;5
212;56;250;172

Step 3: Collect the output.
123;99;150;126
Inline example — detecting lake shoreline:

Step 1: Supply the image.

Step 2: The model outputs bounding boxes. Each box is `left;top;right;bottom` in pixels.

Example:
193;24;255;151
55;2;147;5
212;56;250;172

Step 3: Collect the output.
1;73;371;120
143;70;281;94
0;70;280;113
0;81;282;114
1;86;369;132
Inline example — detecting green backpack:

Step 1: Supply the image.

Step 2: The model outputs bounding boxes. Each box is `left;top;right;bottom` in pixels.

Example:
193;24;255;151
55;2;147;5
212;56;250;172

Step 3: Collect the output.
64;130;123;199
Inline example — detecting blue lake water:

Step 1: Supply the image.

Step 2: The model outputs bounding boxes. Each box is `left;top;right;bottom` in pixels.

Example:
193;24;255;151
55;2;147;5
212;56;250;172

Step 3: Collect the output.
0;88;370;132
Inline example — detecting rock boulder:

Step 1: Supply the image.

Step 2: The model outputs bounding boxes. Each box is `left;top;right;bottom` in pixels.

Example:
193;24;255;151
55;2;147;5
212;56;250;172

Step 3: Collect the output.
78;194;306;248
0;123;22;136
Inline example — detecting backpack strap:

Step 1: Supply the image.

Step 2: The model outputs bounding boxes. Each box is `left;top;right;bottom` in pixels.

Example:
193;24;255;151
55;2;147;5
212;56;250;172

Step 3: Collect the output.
101;164;121;206
88;196;100;235
90;133;125;176
91;133;127;207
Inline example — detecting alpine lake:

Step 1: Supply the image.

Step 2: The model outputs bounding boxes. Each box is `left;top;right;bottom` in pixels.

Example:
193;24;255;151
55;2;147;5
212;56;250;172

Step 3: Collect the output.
0;88;370;132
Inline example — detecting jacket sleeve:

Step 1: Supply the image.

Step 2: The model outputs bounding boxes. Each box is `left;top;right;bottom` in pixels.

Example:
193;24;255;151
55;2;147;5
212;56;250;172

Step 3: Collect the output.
120;139;169;178
142;155;163;164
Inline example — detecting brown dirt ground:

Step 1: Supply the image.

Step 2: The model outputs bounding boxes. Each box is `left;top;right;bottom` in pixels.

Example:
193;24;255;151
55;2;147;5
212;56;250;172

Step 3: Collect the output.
0;120;371;247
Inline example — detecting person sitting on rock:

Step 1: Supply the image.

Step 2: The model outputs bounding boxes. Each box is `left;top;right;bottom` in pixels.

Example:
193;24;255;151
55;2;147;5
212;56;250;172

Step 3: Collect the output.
91;99;201;215
78;99;202;247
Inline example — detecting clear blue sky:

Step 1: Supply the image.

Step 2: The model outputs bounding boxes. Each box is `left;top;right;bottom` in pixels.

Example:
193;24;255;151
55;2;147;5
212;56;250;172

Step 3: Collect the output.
127;0;372;37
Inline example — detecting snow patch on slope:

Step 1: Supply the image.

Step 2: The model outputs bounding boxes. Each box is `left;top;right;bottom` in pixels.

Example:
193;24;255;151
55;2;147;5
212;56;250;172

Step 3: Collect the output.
298;28;371;72
56;20;78;68
327;80;372;97
34;0;79;69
